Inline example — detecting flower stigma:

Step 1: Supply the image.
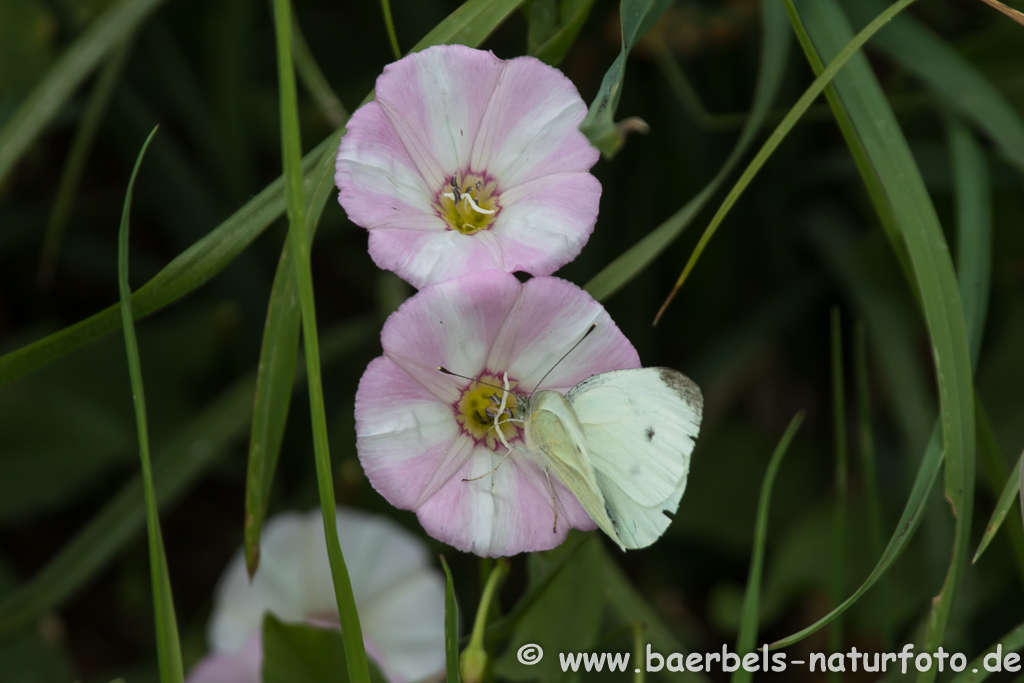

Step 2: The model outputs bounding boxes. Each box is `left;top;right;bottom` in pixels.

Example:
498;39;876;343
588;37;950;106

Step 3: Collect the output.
454;372;521;451
437;173;500;235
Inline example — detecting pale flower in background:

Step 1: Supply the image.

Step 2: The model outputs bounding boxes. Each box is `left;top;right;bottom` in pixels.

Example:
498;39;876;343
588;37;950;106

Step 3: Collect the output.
336;44;601;289
355;270;640;557
185;508;445;683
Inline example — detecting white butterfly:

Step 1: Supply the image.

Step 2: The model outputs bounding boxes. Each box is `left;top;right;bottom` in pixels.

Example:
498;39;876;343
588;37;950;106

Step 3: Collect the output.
511;366;703;550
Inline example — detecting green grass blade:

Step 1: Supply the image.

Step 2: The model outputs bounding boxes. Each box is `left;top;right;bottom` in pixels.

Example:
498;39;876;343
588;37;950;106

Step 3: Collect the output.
974;447;1024;564
732;412;804;683
117;126;184;683
854;321;892;648
829;309;847;673
530;0;597;67
578;0;673;156
0;321;373;635
38;38;132;287
653;0;919;324
440;556;460;683
782;0;916;303
948;621;1024;683
948;116;993;369
292;16;348;128
599;544;711;683
0;0;524;390
271;1;369;681
846;0;1024;173
584;0;789;302
772;2;976;660
244;139;341;578
380;0;401;60
410;0;526;53
0;0;168;185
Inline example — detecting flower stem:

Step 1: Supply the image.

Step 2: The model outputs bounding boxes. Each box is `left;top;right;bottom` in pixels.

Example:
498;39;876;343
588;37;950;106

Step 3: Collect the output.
461;559;509;683
270;1;370;682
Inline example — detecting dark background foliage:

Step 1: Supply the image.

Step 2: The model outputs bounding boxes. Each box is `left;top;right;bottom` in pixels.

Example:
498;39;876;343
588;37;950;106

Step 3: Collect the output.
1;0;1023;680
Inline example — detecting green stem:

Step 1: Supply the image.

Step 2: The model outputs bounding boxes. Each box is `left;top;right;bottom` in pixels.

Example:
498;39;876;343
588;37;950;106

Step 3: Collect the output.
381;0;402;59
270;1;370;682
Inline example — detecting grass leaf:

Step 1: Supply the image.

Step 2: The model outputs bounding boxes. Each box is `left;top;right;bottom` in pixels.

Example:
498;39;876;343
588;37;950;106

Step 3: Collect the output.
846;0;1024;174
117;126;184;683
440;556;460;683
584;0;790;302
270;0;370;681
0;321;373;635
578;0;673;156
0;0;168;185
771;2;976;659
731;413;804;683
0;0;525;388
654;0;920;324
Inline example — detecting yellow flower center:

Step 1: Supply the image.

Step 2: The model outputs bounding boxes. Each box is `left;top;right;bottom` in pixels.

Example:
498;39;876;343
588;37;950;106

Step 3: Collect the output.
454;373;521;451
436;172;500;235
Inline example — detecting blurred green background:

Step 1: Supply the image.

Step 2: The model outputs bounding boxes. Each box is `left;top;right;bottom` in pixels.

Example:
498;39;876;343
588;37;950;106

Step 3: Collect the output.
1;0;1023;680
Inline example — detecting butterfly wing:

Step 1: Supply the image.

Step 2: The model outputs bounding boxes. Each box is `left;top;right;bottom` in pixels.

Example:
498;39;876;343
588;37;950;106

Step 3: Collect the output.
524;390;624;549
566;368;703;549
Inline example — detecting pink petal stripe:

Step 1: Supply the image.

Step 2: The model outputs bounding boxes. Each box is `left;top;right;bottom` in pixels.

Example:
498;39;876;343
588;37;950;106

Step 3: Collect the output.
471;55;598;188
486;276;640;393
376;45;506;188
336;101;434;229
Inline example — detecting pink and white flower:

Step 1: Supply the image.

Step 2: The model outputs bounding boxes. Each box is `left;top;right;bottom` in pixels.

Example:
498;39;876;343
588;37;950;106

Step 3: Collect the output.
185;508;445;683
355;271;640;557
335;45;601;289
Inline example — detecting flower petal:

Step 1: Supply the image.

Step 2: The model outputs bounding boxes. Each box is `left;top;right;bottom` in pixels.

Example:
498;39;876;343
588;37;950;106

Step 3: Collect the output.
335;101;438;232
186;633;262;683
416;445;596;557
471;55;598;187
379;270;522;382
367;227;510;290
361;572;447;683
488;172;601;276
486;276;641;392
375;45;507;188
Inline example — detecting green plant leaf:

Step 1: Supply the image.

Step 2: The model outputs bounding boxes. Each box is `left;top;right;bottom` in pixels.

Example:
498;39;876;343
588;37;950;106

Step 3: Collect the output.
731;413;804;683
529;0;597;66
0;0;167;185
0;321;374;635
974;447;1024;564
243;137;339;578
599;544;710;683
262;613;387;683
654;0;920;324
771;3;976;661
38;38;131;286
492;536;604;681
829;308;847;666
948;621;1024;683
578;0;673;157
584;0;790;302
271;0;369;680
846;0;1024;173
440;556;460;683
853;321;892;648
117;125;184;683
0;0;527;391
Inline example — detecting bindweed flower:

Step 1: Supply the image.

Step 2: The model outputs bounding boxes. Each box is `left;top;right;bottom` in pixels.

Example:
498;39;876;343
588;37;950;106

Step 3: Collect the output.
336;45;601;289
185;508;445;683
355;271;640;557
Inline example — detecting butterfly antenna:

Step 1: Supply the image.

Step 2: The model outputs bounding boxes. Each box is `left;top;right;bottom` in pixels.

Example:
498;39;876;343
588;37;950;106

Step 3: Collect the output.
529;323;597;399
437;367;527;398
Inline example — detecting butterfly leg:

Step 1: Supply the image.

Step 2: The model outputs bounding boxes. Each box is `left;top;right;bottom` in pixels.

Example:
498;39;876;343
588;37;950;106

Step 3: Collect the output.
462;448;513;482
543;468;558;533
